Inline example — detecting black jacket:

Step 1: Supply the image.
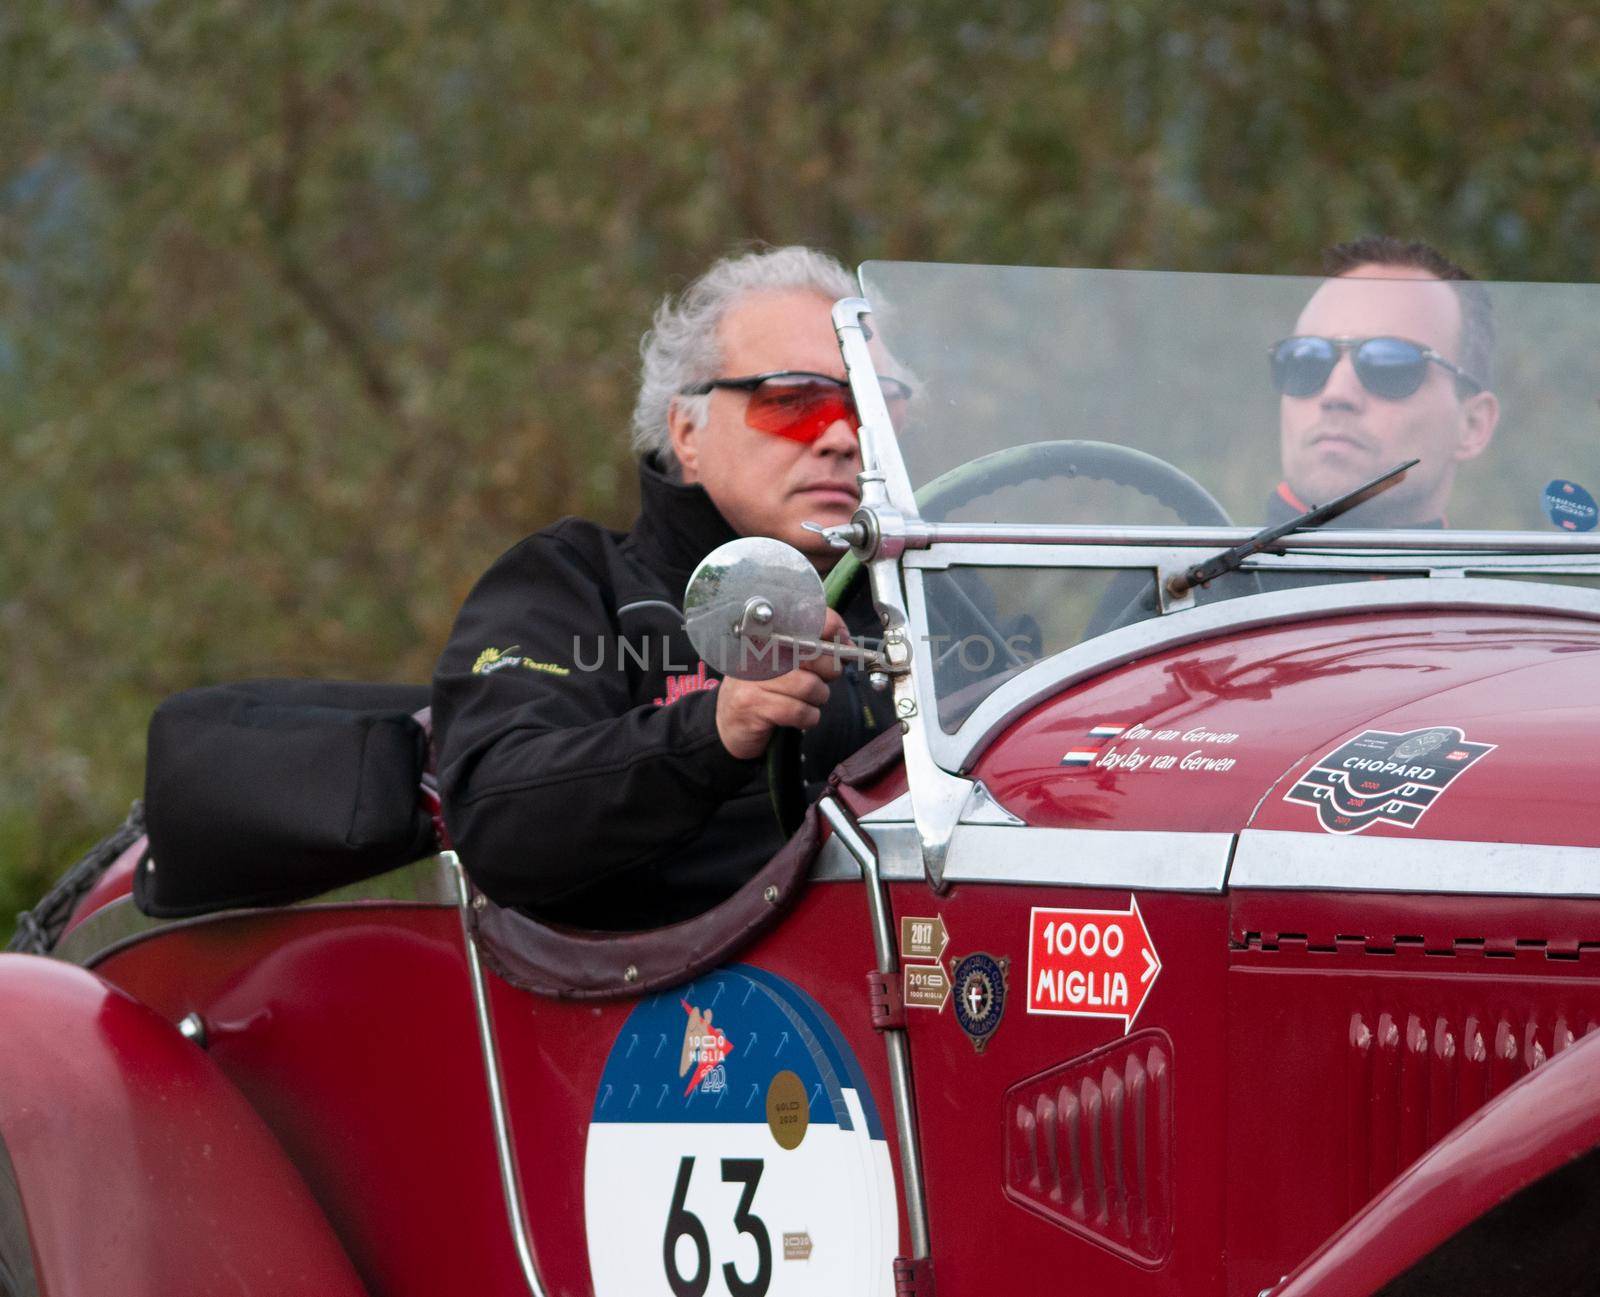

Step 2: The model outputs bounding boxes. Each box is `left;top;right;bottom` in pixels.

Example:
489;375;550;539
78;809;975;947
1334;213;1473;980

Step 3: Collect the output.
432;458;893;929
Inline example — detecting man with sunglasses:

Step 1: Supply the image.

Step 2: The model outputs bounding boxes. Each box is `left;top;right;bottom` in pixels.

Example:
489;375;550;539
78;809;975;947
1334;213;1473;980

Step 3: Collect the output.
1269;237;1500;528
431;247;901;928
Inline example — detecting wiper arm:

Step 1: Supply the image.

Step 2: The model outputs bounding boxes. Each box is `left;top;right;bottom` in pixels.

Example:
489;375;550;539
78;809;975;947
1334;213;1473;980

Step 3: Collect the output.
1167;458;1420;599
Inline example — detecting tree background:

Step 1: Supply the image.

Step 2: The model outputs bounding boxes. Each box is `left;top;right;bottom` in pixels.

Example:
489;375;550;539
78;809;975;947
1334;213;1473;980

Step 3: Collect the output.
4;0;1599;925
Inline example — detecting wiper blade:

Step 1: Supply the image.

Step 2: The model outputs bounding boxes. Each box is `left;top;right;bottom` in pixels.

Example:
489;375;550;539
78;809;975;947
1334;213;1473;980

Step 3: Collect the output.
1167;458;1420;598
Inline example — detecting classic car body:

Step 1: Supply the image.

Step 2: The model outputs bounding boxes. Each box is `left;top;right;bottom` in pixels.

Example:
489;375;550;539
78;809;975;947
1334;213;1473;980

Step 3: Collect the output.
5;262;1600;1296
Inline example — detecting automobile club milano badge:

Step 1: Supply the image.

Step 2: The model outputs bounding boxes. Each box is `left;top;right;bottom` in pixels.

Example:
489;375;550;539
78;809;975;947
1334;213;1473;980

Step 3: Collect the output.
1284;725;1494;834
950;952;1009;1052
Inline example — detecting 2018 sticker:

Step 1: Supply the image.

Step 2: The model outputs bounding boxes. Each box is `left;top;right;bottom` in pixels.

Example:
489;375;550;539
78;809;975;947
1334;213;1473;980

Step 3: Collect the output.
1283;725;1495;834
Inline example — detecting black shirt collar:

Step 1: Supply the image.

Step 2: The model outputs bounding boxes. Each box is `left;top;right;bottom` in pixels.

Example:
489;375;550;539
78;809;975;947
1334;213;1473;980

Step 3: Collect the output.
1265;481;1444;530
629;455;742;591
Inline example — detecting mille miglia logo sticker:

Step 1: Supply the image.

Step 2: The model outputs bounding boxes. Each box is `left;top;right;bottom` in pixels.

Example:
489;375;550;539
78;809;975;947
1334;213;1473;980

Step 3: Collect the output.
1284;726;1495;834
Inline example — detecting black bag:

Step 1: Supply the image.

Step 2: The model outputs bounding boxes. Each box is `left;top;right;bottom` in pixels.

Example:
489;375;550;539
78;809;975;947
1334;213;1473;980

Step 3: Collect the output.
137;680;436;918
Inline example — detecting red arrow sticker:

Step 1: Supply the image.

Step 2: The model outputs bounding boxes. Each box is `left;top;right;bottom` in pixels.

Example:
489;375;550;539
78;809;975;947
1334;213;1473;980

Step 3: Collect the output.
1026;898;1161;1031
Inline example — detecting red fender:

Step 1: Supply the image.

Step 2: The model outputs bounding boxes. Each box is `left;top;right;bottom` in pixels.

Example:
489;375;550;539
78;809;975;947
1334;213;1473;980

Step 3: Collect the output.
0;955;367;1297
1272;1025;1600;1297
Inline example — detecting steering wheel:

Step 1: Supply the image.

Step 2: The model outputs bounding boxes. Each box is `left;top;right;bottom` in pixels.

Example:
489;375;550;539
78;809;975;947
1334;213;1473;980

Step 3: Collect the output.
766;440;1237;834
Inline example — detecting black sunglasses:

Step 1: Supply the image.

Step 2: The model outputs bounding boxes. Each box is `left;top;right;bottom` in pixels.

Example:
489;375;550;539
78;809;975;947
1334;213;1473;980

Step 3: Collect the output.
1269;335;1483;401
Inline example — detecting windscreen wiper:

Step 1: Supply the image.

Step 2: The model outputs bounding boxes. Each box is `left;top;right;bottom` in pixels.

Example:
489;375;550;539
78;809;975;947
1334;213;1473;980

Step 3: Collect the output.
1166;458;1420;599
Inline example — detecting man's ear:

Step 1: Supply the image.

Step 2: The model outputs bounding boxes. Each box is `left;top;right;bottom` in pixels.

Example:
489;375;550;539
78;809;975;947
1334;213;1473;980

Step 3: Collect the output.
668;398;703;484
1455;390;1500;462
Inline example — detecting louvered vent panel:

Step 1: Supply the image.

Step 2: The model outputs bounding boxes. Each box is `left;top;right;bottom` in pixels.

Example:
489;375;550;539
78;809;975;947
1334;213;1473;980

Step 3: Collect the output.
1345;1009;1600;1211
1004;1029;1173;1266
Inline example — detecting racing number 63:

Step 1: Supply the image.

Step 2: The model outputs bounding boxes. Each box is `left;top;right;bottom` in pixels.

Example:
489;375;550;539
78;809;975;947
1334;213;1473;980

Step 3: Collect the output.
663;1156;772;1297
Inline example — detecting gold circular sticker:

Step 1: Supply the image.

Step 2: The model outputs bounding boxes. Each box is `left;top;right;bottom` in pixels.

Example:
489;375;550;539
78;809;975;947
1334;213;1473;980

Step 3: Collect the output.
765;1069;809;1150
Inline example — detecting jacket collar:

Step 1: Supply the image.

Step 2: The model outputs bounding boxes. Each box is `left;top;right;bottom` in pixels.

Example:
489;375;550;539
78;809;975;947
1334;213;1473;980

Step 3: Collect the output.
1265;480;1444;529
630;455;742;591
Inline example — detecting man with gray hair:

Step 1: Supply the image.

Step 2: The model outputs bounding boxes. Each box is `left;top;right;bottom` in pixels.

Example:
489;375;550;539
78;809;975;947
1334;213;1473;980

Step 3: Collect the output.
432;246;903;928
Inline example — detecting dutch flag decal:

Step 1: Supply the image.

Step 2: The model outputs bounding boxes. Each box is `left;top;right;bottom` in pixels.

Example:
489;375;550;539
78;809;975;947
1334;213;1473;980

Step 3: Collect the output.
1062;721;1131;767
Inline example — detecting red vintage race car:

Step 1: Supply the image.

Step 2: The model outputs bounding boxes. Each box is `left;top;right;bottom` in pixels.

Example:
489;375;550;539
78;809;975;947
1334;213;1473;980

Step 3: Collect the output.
6;262;1600;1297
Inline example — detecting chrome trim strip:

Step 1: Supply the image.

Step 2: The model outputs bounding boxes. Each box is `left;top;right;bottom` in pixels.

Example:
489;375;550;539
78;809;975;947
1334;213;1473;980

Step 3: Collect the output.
906;522;1600;553
904;543;1600;575
808;843;867;883
450;853;548;1297
53;854;457;968
1230;830;1600;897
824;823;1234;890
943;825;1232;890
818;799;931;1262
859;790;914;825
940;578;1600;773
817;827;925;882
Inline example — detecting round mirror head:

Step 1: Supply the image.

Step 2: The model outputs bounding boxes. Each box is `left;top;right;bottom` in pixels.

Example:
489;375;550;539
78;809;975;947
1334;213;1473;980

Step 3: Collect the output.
683;537;827;681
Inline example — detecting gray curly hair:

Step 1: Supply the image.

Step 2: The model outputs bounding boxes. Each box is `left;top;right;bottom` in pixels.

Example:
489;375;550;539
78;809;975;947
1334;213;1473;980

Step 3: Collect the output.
631;246;859;463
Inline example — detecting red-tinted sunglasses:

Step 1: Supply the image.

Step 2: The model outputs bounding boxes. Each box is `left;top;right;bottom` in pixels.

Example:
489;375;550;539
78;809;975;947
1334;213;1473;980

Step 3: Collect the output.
680;370;913;444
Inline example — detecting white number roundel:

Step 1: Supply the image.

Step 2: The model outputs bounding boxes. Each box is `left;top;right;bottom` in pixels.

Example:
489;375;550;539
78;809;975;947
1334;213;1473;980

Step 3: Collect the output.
584;966;897;1296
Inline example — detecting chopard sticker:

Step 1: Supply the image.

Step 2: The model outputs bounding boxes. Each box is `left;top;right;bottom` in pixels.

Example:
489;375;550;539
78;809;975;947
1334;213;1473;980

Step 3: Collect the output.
472;645;571;677
1284;726;1495;834
951;952;1009;1053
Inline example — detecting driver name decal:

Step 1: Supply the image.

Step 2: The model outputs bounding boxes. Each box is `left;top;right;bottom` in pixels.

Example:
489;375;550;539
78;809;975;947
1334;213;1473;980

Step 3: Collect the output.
1284;725;1495;834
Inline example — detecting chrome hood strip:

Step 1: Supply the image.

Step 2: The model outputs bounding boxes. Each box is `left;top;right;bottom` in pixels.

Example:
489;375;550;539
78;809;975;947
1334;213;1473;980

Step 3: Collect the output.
1231;830;1600;897
52;855;457;968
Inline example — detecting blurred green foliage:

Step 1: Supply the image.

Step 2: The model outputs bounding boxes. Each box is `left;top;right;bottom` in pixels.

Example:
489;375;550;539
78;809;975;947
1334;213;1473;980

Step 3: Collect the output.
3;0;1600;926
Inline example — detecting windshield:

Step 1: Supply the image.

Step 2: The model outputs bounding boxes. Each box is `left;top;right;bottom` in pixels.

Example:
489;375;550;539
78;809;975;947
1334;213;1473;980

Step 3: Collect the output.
861;261;1599;531
855;262;1600;735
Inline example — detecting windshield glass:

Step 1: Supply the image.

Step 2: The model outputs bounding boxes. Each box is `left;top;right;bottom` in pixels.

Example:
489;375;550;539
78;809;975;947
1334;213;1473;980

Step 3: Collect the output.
861;261;1599;533
856;262;1600;735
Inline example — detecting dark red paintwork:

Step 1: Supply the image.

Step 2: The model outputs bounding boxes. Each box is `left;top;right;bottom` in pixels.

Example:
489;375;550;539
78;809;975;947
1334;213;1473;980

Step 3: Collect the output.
0;956;366;1296
1272;1024;1600;1296
5;602;1599;1295
974;611;1600;845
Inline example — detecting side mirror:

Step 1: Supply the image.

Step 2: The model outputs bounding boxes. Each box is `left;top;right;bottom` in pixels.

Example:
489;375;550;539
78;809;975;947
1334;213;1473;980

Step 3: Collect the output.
683;538;831;681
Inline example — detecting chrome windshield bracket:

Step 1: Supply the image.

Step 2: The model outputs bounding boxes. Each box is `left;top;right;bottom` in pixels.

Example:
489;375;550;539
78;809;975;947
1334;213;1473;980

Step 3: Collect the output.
862;552;973;891
833;297;920;523
1156;561;1198;614
450;852;548;1297
817;799;933;1263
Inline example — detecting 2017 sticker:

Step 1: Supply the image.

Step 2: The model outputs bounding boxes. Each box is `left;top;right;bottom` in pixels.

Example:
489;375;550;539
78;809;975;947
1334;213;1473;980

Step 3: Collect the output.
1283;725;1495;834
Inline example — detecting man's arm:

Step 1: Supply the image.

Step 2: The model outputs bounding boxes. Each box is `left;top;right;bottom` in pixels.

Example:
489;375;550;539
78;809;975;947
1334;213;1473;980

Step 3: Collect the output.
432;533;757;909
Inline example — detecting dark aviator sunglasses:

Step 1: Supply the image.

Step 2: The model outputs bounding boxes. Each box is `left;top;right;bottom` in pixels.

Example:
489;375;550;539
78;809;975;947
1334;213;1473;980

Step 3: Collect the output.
680;370;914;444
1269;335;1484;402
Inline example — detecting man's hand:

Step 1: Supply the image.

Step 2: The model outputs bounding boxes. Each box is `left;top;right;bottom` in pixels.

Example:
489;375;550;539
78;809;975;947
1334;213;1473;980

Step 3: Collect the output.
714;609;850;760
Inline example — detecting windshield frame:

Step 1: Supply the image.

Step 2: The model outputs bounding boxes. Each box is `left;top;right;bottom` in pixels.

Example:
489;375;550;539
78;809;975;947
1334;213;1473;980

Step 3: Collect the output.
828;268;1600;867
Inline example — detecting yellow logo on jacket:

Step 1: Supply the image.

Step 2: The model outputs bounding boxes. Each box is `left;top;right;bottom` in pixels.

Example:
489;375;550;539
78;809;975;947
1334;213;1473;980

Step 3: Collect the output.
472;646;570;677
